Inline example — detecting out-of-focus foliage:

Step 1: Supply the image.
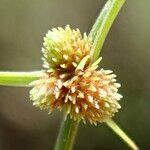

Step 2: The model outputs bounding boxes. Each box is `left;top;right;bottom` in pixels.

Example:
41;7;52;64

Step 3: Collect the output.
0;0;149;149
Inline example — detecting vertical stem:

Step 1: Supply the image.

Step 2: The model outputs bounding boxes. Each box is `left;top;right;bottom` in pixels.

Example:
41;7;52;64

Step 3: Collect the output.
106;119;139;150
55;116;79;150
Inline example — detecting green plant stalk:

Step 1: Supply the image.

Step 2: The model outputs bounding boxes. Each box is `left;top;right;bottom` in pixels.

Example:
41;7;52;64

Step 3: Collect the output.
0;71;43;87
55;116;79;150
89;0;126;62
106;119;139;150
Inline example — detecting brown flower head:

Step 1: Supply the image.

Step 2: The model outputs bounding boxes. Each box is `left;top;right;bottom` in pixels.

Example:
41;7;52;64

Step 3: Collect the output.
30;57;122;125
63;57;122;124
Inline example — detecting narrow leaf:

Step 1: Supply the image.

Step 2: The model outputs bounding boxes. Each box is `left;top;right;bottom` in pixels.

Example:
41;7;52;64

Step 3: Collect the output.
106;119;139;150
89;0;126;62
0;71;43;87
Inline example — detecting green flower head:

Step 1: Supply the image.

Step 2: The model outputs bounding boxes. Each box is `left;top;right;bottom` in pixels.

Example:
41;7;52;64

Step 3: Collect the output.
42;25;92;71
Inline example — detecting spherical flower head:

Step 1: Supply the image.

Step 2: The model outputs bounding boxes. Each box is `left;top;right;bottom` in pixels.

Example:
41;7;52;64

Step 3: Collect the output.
42;25;92;71
63;58;122;125
30;57;122;125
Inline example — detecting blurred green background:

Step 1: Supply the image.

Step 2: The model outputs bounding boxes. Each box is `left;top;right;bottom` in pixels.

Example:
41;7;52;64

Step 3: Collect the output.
0;0;149;149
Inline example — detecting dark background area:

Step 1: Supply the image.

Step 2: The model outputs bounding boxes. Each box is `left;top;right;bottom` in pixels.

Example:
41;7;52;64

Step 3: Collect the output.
0;0;150;149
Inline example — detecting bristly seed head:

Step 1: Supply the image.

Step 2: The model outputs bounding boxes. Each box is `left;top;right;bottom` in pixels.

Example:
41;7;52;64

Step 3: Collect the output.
62;62;122;124
30;25;123;125
42;25;92;72
30;56;122;125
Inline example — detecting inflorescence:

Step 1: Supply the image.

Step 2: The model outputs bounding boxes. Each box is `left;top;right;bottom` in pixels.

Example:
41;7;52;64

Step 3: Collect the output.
42;25;92;71
30;25;123;125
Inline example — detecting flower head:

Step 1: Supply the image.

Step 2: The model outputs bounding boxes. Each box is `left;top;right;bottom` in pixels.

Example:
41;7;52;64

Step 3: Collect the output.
42;25;92;71
30;57;122;125
63;58;122;124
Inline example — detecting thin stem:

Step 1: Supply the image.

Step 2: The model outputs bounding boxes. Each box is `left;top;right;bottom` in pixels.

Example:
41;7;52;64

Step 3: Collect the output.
89;0;126;62
0;71;43;87
106;119;139;150
55;116;79;150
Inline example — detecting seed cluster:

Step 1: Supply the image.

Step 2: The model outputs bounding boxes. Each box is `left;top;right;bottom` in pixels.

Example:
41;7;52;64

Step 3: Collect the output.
30;26;123;125
63;66;122;124
42;25;92;71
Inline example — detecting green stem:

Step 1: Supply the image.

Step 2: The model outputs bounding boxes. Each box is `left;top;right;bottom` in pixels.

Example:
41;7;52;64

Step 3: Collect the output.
55;116;79;150
106;119;139;150
0;71;43;87
89;0;126;62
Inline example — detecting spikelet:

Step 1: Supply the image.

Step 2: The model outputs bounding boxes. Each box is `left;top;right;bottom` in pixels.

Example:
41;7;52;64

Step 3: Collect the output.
42;25;92;71
29;69;70;113
63;58;122;124
30;57;122;125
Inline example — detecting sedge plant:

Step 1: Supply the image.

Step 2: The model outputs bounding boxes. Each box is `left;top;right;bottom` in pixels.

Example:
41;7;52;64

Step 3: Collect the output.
0;0;139;150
